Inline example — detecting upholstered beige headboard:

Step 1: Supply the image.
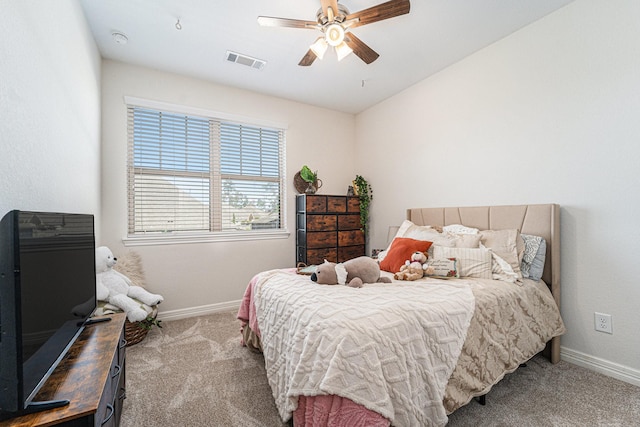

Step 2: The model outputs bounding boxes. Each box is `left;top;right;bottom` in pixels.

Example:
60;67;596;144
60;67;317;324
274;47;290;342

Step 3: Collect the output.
407;203;561;363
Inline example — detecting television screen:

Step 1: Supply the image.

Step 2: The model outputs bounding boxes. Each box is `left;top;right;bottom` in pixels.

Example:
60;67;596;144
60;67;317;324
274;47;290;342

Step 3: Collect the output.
0;210;96;417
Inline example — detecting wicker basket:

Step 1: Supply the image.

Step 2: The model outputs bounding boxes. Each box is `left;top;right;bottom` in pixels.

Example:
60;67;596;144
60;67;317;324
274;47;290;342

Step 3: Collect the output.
294;171;309;194
124;306;158;347
110;251;161;347
294;171;322;194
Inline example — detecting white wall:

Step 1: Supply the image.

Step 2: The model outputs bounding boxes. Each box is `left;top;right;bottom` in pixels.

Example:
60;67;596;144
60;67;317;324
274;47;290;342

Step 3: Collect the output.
0;1;101;231
100;60;356;316
6;0;636;387
357;0;640;381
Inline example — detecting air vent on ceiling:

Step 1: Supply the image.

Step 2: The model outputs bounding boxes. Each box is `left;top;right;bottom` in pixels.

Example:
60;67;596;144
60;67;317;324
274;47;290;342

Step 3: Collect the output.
225;51;266;70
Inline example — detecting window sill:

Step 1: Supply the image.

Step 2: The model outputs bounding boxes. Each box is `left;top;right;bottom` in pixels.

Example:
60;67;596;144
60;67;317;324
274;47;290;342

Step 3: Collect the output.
122;229;290;247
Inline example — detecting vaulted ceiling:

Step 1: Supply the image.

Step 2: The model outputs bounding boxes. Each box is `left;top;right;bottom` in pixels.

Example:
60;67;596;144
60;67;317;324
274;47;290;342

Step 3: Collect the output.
80;0;575;114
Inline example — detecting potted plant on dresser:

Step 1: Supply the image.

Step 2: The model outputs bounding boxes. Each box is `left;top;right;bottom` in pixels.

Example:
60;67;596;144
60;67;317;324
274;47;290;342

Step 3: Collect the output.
353;175;373;249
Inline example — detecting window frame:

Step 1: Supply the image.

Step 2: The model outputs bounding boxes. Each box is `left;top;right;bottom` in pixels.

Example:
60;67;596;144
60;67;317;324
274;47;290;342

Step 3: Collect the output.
122;96;289;247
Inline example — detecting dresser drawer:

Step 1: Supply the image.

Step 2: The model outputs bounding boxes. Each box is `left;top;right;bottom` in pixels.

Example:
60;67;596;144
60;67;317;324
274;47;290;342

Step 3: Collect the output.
304;195;326;213
347;197;360;212
95;368;115;427
327;196;347;213
307;231;337;248
114;366;126;427
338;230;364;246
338;246;365;262
109;362;123;407
118;331;126;366
337;215;361;230
307;248;337;264
306;215;337;231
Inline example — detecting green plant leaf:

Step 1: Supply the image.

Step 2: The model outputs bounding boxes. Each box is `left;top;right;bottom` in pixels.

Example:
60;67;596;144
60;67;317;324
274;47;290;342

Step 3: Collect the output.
139;316;162;330
300;165;317;183
354;175;373;235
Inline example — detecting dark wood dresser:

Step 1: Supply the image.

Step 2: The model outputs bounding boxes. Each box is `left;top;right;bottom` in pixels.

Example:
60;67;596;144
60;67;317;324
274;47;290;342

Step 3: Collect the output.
1;313;126;427
296;194;365;265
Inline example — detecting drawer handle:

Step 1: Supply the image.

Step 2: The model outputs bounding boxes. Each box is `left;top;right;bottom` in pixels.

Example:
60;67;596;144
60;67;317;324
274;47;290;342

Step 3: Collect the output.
112;364;121;379
118;388;127;401
101;404;114;425
119;338;127;349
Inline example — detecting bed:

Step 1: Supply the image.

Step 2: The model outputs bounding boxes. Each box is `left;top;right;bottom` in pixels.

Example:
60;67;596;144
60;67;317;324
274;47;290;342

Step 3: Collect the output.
237;203;565;426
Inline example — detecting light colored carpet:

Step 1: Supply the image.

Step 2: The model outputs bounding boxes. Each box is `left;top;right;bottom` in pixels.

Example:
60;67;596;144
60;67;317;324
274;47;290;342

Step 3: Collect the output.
122;311;640;427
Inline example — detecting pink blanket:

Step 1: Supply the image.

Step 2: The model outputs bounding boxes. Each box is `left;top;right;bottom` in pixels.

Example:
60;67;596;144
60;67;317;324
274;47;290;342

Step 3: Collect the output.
237;271;266;343
236;270;390;427
294;396;390;427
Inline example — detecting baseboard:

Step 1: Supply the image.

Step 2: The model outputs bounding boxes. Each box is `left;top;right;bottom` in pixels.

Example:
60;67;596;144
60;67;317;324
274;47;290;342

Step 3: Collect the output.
561;346;640;387
156;300;241;322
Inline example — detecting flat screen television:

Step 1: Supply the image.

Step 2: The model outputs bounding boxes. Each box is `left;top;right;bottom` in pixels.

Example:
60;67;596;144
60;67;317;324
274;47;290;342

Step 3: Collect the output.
0;210;97;420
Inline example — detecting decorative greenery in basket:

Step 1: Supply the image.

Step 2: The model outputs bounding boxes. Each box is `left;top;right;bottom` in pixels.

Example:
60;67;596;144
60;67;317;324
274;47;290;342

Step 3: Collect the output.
298;165;323;194
353;175;373;235
139;314;163;331
124;308;161;346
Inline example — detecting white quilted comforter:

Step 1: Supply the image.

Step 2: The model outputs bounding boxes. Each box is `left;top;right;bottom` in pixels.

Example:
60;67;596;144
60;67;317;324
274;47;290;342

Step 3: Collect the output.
254;270;476;427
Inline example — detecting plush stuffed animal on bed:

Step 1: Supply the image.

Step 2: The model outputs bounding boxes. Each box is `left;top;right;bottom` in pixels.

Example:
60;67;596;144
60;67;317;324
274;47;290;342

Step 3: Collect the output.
394;251;433;281
95;246;164;322
310;256;392;288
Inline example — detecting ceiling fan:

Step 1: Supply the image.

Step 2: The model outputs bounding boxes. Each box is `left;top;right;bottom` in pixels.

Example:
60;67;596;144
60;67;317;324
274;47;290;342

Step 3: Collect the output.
257;0;411;66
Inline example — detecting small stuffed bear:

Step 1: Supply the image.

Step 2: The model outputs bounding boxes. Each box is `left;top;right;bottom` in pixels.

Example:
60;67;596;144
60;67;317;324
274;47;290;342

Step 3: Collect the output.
311;256;392;288
394;251;432;281
95;246;164;322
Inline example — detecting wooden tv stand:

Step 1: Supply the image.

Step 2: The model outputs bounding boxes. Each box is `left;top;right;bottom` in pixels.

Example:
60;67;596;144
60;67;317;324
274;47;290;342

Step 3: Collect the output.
1;313;127;427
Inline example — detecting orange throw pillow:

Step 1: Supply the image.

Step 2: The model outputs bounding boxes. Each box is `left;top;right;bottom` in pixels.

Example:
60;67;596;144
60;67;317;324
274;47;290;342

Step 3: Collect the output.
379;237;433;273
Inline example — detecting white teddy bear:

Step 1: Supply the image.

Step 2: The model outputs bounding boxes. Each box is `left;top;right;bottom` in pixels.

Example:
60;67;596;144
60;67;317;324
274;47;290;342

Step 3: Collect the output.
95;246;164;322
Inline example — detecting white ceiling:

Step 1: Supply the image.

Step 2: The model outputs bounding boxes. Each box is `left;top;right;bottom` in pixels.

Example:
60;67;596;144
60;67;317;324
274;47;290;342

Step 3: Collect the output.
80;0;575;114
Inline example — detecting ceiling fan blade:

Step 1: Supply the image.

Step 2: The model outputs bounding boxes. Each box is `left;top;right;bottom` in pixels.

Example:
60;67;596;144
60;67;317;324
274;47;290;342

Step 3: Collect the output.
344;33;379;64
257;16;318;29
298;49;318;66
346;0;410;29
320;0;340;19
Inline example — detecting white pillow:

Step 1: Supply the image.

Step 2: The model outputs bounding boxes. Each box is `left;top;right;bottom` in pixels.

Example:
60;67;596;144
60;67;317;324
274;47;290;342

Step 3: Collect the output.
487;249;520;284
379;220;445;262
378;220;438;262
442;224;479;235
396;220;441;242
479;229;523;279
433;246;492;279
379;220;483;262
449;234;482;248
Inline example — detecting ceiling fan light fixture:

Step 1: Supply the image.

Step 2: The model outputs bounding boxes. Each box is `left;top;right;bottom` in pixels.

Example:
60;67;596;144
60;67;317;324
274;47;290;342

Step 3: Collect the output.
310;37;328;60
257;0;411;67
335;41;353;61
325;23;345;47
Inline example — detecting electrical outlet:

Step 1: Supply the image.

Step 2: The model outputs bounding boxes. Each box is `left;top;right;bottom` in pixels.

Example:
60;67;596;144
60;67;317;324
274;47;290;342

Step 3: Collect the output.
594;312;613;334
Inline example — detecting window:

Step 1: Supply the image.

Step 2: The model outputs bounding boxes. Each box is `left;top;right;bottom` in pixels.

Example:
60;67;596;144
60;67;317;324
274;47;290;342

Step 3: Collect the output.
126;101;285;242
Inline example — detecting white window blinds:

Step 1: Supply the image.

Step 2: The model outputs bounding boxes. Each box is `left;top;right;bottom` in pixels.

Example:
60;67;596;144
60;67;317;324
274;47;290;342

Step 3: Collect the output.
127;105;284;236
